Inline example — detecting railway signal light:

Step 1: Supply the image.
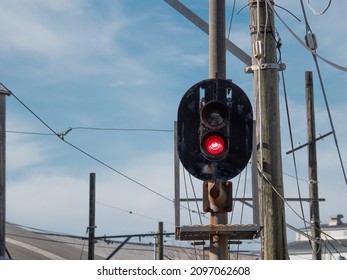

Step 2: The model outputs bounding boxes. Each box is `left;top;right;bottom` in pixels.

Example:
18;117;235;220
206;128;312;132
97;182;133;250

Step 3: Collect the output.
200;100;229;160
177;79;253;182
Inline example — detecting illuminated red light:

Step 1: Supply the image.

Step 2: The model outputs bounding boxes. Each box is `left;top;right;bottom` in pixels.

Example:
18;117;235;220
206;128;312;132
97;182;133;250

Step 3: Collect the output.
205;135;225;155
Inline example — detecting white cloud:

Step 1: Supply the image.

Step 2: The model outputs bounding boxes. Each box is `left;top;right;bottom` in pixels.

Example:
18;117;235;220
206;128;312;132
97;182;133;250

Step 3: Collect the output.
0;0;127;77
2;0;347;247
7;134;51;171
181;53;208;66
6;116;53;171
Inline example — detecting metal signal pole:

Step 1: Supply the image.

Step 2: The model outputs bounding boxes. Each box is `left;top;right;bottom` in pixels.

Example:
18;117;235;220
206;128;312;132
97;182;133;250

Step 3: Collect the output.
249;0;288;259
0;88;8;258
208;0;228;260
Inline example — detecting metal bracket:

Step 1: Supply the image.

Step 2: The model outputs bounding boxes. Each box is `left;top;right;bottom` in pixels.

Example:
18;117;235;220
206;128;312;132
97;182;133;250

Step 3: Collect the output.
245;63;286;73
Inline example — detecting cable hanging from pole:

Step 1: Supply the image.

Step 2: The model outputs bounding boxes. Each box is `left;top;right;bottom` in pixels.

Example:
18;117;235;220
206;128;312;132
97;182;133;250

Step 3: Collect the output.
307;0;332;16
3;84;174;203
297;1;347;187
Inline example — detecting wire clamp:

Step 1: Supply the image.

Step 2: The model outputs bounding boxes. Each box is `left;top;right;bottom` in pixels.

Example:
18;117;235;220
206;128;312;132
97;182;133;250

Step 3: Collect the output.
245;63;286;73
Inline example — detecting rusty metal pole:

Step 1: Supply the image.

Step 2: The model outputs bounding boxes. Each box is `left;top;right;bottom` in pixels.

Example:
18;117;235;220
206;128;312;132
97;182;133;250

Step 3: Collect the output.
208;0;228;260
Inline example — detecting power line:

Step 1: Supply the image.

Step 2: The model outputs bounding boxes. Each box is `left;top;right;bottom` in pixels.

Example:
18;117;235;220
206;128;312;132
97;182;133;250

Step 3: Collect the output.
5;89;203;220
3;85;173;203
96;202;174;225
5;127;173;137
279;45;309;241
6;130;55;136
296;1;347;187
306;0;332;16
70;127;173;133
270;2;347;72
258;165;347;253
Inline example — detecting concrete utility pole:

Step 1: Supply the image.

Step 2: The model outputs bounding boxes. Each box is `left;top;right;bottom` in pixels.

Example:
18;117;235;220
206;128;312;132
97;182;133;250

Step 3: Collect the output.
305;71;321;260
249;0;288;259
88;173;96;260
208;0;228;260
0;88;8;258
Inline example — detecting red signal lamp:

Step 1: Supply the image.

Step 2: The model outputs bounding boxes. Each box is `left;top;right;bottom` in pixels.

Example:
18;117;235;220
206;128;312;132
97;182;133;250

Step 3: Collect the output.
204;134;226;156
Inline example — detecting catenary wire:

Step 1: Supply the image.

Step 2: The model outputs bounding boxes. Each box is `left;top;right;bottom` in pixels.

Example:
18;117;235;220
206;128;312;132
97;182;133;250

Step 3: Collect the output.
4;86;174;203
5;127;173;137
96;202;173;224
3;86;178;203
68;126;173;133
6;130;55;136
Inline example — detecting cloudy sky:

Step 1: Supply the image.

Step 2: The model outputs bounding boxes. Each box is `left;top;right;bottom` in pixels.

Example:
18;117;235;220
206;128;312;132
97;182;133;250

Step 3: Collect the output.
2;0;347;250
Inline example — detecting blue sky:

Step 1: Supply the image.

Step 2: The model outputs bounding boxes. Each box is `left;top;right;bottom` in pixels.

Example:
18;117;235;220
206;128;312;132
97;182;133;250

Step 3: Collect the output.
2;0;347;250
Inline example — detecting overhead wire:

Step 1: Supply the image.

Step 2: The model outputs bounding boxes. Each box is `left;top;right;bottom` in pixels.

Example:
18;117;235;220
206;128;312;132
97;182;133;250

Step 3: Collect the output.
226;0;256;240
182;169;199;260
5;91;201;252
324;236;346;259
281;62;311;251
269;2;347;72
313;57;347;186
6;127;173;137
79;228;89;260
6;130;55;136
276;25;309;244
2;85;174;203
259;3;347;258
235;1;343;256
229;172;242;225
96;202;173;224
258;164;347;251
188;173;203;225
296;1;347;187
6;88;213;240
236;3;302;23
66;126;173;133
307;0;332;16
183;169;193;225
227;0;237;40
236;165;249;259
7;223;184;257
254;0;266;257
